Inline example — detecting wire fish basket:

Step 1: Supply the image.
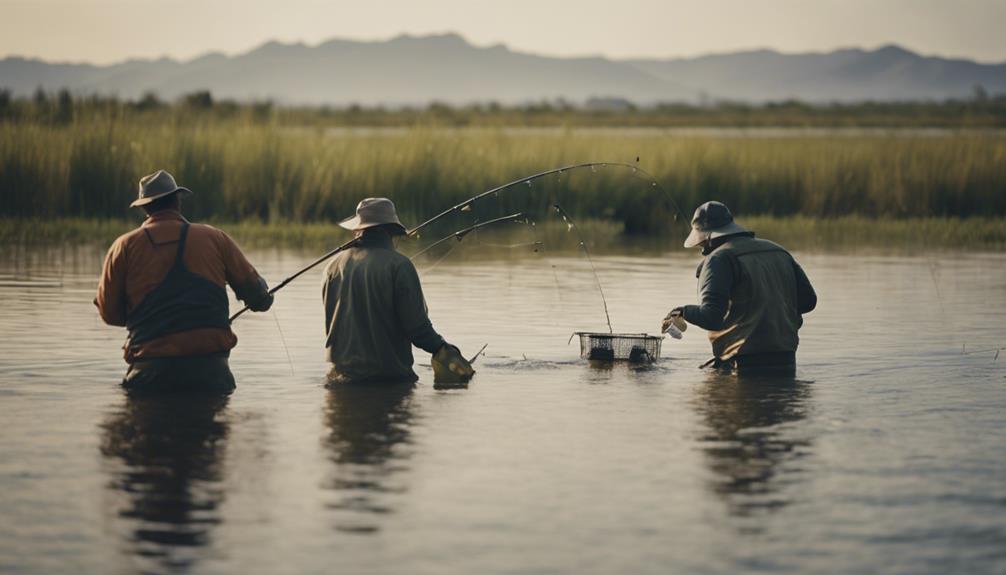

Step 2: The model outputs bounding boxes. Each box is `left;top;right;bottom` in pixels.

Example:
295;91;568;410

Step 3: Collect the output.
572;332;662;363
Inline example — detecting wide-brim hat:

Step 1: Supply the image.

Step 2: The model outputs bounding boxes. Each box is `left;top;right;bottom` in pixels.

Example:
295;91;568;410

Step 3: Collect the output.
339;197;407;234
130;169;192;207
683;200;748;248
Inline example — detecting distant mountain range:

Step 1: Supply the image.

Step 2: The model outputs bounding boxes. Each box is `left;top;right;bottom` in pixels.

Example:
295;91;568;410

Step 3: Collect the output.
1;33;1003;105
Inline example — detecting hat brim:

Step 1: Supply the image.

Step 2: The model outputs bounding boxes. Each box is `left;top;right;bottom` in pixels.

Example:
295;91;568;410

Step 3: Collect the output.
338;215;407;234
683;221;748;248
130;187;192;208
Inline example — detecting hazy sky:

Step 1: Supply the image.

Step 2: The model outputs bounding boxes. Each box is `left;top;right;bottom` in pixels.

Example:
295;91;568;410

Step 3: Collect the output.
2;0;1004;64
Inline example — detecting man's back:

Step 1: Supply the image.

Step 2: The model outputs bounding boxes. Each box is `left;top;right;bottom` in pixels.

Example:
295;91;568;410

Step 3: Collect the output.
672;200;816;372
706;236;805;358
323;231;444;383
95;210;266;361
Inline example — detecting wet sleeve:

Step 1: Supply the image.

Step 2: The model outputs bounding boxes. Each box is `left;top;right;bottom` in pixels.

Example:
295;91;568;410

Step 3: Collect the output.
681;254;732;331
219;231;273;312
793;260;817;314
94;238;128;327
394;260;446;354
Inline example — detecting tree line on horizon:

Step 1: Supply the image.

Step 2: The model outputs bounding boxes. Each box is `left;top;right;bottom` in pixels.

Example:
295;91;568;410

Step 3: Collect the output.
2;87;1005;128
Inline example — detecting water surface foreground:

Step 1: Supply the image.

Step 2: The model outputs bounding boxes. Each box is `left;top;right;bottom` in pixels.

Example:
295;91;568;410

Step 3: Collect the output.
1;248;1004;574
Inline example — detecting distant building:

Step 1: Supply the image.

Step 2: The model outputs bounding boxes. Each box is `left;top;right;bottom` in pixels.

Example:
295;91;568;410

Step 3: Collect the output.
584;97;636;112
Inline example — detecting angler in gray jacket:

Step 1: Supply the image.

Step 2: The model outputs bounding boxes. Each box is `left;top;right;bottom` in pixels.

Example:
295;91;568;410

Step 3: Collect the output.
662;201;816;375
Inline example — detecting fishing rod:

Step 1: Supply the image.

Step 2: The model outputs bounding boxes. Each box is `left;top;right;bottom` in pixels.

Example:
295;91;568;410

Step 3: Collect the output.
409;213;528;260
230;235;361;322
409;161;686;232
229;213;530;322
411;213;534;275
230;161;682;322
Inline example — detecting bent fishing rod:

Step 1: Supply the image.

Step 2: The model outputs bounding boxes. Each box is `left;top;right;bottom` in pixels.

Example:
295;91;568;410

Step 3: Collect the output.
229;212;523;322
229;213;528;322
409;213;527;259
230;161;678;322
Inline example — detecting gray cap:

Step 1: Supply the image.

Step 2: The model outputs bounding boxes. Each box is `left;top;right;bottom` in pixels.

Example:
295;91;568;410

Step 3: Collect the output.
130;170;192;208
683;201;748;248
339;197;407;234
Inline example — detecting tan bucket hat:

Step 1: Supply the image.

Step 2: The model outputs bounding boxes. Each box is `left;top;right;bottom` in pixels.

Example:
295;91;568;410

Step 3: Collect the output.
130;170;192;208
339;198;407;233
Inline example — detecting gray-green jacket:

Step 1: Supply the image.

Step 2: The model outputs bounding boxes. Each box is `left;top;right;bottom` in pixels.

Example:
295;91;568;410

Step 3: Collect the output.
682;234;816;360
322;230;445;383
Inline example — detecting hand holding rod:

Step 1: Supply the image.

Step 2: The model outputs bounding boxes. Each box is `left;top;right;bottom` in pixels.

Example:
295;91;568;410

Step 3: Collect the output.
229;236;361;322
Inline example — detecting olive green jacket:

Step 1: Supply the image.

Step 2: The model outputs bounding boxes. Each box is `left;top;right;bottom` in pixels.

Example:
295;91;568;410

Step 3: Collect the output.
322;231;445;383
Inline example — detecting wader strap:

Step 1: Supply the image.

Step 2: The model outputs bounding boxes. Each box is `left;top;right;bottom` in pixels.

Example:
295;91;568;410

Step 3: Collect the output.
141;222;190;255
699;357;719;369
142;227;178;247
699;356;738;371
173;222;190;270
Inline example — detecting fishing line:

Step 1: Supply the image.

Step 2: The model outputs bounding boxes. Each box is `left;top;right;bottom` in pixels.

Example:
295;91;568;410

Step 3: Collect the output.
523;208;563;304
961;345;1003;360
411;213;532;274
417;241;459;275
469;217;543;250
411;161;687;234
470;240;544;249
409;213;527;259
927;257;947;320
271;309;295;376
554;203;613;334
526;212;563;302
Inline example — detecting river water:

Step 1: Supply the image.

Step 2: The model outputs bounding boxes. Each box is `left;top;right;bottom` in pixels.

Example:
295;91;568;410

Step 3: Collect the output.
0;245;1004;574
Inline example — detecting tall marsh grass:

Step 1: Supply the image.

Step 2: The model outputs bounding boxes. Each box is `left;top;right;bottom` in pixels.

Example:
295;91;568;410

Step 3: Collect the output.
2;116;1005;234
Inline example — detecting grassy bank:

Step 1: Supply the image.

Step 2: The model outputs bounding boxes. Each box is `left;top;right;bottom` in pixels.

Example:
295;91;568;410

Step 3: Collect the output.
2;118;1006;233
3;216;1003;252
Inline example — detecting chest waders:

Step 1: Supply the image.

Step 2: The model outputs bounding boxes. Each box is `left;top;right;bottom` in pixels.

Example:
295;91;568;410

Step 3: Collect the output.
122;223;235;394
125;222;231;354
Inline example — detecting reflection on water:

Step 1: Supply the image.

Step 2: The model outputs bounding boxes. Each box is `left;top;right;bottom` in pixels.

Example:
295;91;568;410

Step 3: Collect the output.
1;247;1004;574
693;373;812;522
99;394;230;572
322;383;416;534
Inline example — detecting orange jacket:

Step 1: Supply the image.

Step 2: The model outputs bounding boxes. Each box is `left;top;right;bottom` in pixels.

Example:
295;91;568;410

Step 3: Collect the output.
95;211;269;362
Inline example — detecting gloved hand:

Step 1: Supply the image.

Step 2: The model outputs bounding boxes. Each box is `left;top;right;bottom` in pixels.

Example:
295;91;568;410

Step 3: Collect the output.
432;343;475;387
244;276;274;312
661;307;687;339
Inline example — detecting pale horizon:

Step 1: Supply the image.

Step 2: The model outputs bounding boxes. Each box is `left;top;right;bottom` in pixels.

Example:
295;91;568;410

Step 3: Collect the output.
2;0;1004;65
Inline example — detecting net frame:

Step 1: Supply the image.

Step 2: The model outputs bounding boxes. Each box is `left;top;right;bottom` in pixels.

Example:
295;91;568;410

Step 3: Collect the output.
574;332;662;363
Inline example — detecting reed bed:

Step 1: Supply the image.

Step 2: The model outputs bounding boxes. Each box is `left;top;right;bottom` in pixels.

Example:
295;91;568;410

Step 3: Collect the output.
2;116;1005;235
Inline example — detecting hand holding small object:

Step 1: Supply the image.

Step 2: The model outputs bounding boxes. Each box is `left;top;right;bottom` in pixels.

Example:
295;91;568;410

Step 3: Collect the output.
661;307;687;339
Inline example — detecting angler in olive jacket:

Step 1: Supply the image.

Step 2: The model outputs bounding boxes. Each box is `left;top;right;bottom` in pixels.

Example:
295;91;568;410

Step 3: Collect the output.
322;198;474;385
662;201;817;374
